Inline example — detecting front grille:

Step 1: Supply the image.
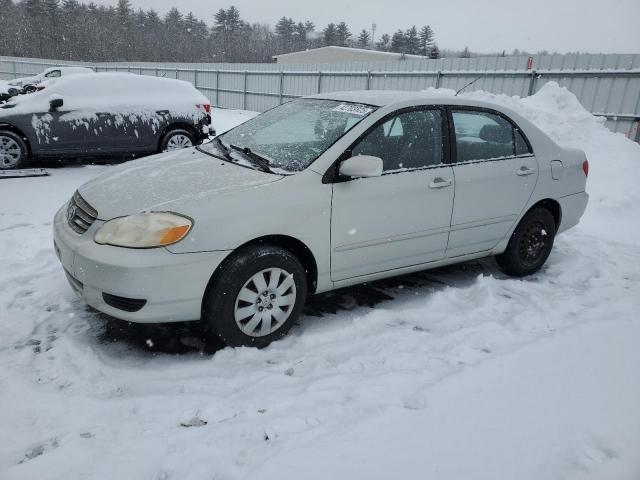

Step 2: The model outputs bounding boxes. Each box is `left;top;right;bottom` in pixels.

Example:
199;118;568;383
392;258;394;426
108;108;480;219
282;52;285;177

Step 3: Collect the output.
67;191;98;234
102;293;147;312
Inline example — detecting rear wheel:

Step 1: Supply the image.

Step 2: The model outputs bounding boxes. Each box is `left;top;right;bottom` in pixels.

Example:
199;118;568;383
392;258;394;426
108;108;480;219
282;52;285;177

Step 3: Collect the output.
496;207;556;277
159;128;195;152
203;245;308;348
0;131;28;170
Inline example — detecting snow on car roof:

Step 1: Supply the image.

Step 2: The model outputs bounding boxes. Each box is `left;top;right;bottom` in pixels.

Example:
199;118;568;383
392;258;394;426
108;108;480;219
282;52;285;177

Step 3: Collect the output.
49;71;197;92
43;66;94;74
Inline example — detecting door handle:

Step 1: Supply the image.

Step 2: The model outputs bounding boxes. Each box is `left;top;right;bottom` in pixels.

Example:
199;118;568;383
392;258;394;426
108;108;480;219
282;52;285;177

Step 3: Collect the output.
516;166;535;176
429;177;452;189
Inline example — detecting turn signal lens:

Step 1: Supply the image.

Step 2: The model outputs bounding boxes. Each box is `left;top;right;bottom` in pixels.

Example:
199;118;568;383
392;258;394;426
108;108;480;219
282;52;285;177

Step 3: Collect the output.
582;160;589;177
160;224;190;245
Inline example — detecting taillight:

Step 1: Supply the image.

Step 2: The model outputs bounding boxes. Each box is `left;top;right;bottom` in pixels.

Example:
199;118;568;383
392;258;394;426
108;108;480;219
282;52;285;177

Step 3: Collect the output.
196;104;211;114
582;159;589;177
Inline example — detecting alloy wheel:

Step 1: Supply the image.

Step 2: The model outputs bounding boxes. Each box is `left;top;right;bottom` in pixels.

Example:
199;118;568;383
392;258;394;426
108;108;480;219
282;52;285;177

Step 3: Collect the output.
165;133;193;151
0;135;22;169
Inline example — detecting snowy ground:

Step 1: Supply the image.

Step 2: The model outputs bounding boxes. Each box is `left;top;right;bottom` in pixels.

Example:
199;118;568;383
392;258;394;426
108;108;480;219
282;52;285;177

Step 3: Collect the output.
1;87;640;480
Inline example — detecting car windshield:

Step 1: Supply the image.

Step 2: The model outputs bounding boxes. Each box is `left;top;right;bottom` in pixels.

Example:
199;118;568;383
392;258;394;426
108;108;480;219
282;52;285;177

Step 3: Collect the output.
202;98;376;172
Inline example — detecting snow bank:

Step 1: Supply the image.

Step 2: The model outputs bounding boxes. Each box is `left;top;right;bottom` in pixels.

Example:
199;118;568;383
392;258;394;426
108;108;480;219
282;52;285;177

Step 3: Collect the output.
0;94;639;480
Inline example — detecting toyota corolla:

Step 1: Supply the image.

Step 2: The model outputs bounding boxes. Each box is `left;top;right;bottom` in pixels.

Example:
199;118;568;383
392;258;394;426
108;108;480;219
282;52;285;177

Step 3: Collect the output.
53;91;589;347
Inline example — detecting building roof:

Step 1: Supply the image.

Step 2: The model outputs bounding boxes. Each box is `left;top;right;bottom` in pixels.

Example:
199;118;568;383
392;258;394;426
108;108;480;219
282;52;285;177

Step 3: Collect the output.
273;46;426;60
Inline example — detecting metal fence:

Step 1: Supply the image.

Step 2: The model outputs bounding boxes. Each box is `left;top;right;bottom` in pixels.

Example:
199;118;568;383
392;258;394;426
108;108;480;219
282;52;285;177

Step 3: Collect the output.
2;54;639;142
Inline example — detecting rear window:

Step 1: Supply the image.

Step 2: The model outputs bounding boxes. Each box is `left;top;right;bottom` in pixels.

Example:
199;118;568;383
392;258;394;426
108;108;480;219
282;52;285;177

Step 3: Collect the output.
452;109;532;162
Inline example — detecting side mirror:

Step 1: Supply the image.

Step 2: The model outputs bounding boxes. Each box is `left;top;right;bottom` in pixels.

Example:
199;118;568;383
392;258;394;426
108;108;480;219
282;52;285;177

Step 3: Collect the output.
49;95;63;111
339;155;383;178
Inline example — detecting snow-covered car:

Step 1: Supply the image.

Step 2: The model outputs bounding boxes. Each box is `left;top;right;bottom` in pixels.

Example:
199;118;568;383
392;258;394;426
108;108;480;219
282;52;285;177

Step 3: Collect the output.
0;72;212;169
0;80;20;102
9;66;94;90
53;91;589;347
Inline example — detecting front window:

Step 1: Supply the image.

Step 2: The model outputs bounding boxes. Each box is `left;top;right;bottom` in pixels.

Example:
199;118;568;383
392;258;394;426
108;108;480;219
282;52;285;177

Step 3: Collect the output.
202;99;376;172
352;109;443;171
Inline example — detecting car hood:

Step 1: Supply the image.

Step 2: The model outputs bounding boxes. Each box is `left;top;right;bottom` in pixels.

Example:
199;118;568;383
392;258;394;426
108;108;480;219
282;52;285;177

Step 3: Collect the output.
78;148;283;220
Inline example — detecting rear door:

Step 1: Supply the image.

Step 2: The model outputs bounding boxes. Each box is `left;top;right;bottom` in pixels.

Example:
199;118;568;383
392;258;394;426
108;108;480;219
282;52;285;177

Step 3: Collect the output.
447;107;538;257
331;107;455;281
94;78;159;153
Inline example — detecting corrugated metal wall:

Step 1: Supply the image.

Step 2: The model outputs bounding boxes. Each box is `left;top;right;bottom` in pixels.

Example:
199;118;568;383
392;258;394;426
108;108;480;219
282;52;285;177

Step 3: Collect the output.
2;53;639;139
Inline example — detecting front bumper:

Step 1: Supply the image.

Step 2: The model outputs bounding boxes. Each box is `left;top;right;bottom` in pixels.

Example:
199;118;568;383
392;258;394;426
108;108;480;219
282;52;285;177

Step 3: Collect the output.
53;204;229;323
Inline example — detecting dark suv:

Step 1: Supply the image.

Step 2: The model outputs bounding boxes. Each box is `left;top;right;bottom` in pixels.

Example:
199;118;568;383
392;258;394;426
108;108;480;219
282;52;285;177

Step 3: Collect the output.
0;72;212;169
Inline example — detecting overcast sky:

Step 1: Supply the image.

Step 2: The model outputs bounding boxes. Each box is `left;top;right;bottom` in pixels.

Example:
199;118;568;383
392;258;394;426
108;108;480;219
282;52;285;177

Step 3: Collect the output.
94;0;639;53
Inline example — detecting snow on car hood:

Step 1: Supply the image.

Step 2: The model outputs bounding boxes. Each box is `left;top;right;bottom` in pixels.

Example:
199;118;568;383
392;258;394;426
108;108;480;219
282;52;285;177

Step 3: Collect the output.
78;148;283;219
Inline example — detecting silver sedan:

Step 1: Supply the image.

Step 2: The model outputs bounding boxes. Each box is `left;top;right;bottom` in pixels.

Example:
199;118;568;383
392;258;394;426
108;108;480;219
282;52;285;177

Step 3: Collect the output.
53;91;589;347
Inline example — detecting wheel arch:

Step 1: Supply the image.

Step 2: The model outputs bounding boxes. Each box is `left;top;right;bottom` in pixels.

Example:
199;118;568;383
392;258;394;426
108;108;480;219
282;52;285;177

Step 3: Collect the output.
201;234;319;317
529;198;562;231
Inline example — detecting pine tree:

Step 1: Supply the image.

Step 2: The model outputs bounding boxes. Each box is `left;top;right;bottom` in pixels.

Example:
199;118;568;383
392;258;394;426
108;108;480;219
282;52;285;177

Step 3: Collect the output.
375;33;390;52
323;23;337;46
275;16;295;52
419;25;434;56
390;29;405;53
405;25;420;55
336;22;351;47
357;29;370;49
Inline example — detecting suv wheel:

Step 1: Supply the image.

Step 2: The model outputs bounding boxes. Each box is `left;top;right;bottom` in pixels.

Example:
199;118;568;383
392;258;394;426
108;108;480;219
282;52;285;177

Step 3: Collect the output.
203;245;308;348
160;128;195;152
496;207;556;277
0;131;28;170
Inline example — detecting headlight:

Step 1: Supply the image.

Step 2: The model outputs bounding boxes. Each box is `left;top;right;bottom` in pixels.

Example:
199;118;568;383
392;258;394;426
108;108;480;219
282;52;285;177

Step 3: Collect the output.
94;212;192;248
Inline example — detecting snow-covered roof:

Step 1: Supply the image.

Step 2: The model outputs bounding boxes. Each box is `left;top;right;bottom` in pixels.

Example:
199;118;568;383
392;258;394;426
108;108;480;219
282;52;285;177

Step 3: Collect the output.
273;45;426;61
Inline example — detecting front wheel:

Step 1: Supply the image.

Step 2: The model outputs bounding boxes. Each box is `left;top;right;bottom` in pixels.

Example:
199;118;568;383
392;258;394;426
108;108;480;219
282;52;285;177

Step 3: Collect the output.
159;128;195;152
0;131;29;170
495;207;556;277
203;245;308;348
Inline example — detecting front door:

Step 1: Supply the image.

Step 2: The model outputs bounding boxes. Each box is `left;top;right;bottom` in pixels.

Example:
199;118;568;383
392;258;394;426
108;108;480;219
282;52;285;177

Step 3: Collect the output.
447;108;539;257
331;107;455;281
31;107;103;154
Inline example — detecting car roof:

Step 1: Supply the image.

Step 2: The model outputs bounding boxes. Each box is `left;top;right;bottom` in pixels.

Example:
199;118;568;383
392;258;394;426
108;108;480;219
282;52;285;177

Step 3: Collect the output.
305;89;508;110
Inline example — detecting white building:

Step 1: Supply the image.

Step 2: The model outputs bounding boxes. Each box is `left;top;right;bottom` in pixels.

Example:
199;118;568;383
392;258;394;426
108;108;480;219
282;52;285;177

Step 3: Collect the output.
273;46;426;64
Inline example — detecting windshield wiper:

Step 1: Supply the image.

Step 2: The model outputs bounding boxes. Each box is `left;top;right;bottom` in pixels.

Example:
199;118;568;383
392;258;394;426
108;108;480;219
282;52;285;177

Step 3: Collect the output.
216;137;234;161
229;144;273;173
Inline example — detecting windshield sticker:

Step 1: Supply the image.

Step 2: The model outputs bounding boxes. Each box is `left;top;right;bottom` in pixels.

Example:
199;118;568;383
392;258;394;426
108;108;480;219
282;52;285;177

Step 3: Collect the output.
331;103;373;116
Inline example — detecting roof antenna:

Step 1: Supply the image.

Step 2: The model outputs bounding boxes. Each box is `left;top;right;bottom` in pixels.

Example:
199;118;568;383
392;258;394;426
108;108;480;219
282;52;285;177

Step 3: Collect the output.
455;75;483;96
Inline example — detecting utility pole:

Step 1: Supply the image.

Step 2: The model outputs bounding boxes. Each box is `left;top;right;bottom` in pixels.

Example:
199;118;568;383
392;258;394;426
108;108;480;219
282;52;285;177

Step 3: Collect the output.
371;23;376;49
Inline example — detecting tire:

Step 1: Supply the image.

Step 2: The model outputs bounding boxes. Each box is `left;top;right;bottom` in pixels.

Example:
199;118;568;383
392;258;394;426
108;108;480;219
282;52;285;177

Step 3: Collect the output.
496;207;556;277
203;245;308;348
159;128;195;152
0;130;29;170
